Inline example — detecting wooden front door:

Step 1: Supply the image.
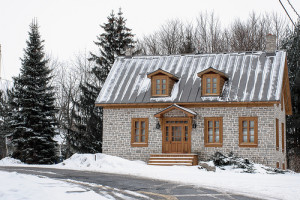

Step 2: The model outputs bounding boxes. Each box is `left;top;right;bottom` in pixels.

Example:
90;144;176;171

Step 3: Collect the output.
162;118;191;153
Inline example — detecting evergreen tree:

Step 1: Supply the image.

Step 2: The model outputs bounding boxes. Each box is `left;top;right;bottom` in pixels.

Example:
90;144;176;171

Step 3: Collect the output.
10;20;57;164
68;9;135;153
282;21;300;169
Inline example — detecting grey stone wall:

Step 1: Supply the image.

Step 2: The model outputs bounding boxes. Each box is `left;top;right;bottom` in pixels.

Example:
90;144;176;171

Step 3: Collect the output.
103;104;286;168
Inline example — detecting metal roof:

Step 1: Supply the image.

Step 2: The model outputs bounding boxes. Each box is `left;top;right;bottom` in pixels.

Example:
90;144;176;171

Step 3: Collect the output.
96;51;286;104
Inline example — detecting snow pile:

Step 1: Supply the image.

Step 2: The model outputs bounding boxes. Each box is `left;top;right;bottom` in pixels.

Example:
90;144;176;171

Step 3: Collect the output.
0;171;108;200
58;153;146;173
0;157;24;165
210;152;287;174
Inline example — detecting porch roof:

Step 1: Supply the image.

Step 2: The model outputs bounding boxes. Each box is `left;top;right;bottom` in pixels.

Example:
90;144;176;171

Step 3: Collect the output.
154;104;197;118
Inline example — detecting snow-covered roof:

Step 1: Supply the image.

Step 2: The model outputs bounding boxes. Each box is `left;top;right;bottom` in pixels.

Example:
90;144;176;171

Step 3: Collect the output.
96;51;286;104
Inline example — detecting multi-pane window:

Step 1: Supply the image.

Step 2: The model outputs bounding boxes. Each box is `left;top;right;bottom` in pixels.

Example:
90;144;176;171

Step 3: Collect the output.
204;117;223;147
155;78;167;95
131;118;148;147
203;74;219;95
239;117;258;147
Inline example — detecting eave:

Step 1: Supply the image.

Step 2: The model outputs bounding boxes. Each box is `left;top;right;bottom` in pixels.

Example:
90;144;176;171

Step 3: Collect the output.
96;101;280;109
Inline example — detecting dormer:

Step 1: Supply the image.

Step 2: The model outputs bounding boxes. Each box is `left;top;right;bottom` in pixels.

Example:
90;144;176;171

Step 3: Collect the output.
147;69;179;97
197;67;229;96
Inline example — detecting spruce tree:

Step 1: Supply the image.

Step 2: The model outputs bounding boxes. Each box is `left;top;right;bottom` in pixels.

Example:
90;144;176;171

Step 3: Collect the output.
68;9;135;153
282;21;300;169
10;20;57;164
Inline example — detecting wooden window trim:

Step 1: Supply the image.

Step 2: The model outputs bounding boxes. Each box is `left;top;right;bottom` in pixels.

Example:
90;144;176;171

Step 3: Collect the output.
276;162;279;168
152;75;169;97
204;117;223;147
131;118;149;147
276;118;279;151
202;74;220;96
239;117;258;147
282;122;285;153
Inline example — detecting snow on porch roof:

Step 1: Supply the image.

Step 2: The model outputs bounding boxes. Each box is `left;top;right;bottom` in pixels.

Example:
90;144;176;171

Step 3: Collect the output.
96;51;286;104
154;104;197;118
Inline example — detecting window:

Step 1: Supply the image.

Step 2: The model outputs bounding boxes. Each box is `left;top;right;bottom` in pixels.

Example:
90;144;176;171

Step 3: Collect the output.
282;123;285;153
153;76;168;95
239;117;258;147
204;117;223;147
131;118;149;147
276;162;279;168
276;119;279;151
203;74;220;96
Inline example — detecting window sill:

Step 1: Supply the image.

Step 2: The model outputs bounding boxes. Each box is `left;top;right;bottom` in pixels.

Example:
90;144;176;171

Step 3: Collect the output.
239;143;258;148
131;143;148;147
151;95;170;98
202;93;220;96
205;143;223;147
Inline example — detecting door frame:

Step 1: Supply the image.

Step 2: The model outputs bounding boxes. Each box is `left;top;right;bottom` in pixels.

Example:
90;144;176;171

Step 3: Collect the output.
161;117;192;153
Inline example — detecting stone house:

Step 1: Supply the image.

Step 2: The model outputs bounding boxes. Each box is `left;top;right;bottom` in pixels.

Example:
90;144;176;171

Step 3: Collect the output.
95;36;292;168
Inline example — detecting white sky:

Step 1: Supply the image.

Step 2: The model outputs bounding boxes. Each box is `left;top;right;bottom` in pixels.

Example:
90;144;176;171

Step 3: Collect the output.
0;0;299;81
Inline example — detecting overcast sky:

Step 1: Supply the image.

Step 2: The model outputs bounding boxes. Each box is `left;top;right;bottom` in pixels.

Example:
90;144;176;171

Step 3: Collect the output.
0;0;299;81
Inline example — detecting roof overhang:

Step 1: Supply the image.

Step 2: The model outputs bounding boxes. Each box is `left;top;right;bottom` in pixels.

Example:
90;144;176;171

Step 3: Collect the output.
147;68;179;81
154;104;197;118
197;67;229;79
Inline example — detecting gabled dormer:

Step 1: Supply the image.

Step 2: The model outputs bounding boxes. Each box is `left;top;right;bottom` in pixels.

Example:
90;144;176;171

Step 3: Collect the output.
197;67;229;96
147;69;179;97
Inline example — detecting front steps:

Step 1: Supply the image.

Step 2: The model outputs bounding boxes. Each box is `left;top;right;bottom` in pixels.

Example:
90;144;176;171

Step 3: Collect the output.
148;154;198;166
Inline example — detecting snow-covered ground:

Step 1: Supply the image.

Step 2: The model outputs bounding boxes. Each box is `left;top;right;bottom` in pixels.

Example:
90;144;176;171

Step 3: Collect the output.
0;171;110;200
1;154;300;200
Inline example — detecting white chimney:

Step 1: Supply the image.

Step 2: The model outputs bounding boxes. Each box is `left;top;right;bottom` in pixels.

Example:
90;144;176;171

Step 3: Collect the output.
265;34;277;53
125;47;133;57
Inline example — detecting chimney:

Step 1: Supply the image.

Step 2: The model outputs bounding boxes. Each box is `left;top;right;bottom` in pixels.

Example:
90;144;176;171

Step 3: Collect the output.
125;47;133;57
265;34;277;53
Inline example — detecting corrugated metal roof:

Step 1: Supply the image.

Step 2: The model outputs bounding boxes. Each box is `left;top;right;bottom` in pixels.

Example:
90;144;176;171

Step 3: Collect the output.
96;51;286;104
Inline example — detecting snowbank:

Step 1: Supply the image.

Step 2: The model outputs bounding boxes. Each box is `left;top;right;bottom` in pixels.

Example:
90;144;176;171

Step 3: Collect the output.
0;157;24;165
1;154;300;200
0;171;109;200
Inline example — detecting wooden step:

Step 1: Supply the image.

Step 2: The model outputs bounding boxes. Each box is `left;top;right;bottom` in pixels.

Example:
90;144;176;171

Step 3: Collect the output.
148;154;198;166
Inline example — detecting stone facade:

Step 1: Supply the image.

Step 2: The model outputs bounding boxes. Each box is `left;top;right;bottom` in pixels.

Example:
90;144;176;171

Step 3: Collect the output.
103;103;286;168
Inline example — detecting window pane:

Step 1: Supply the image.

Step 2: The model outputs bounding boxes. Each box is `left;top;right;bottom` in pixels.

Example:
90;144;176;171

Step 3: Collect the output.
215;136;219;142
242;121;247;128
250;121;254;127
141;129;145;136
209;136;213;142
250;128;254;135
135;121;139;128
162;84;166;89
135;129;139;136
166;137;168;141
156;90;160;94
206;88;211;93
215;121;219;127
213;88;217;93
141;136;145;142
243;136;247;142
162;90;166;94
156;79;160;84
213;83;217;88
208;128;213;136
215;128;219;136
250;136;254;142
208;121;213;128
243;128;247;135
162;79;166;84
141;121;145;128
207;83;211;88
207;78;211;83
213;78;217;83
135;136;139;142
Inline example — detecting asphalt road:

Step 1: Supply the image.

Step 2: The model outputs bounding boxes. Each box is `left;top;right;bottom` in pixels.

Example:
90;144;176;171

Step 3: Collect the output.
0;166;263;200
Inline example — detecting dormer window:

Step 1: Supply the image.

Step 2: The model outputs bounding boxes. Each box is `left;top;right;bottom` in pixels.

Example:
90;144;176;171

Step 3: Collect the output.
147;69;179;97
203;74;219;95
197;67;229;96
154;76;167;95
